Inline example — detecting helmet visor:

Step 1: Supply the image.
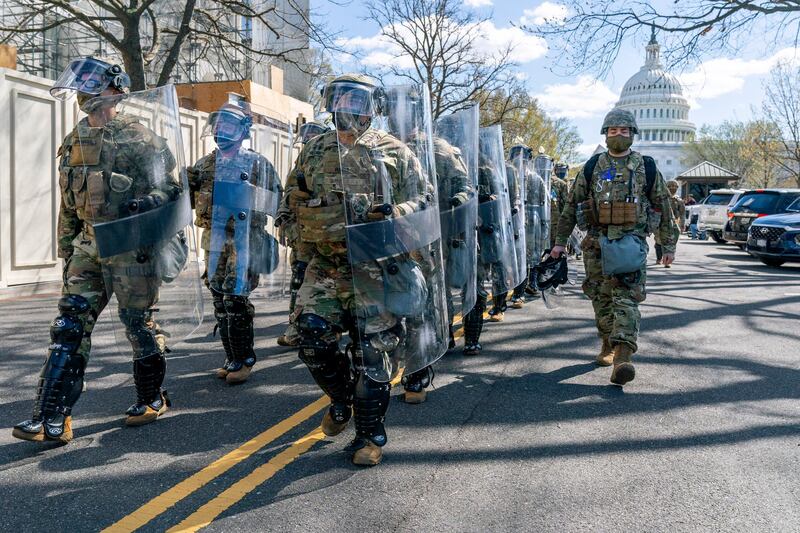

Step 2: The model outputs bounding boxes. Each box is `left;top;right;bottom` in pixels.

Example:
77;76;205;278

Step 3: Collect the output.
50;58;113;100
323;82;376;116
297;123;328;144
202;110;249;142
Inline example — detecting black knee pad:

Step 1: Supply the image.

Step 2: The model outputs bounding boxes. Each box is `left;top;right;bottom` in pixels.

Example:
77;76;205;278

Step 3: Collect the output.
353;372;390;446
296;314;351;403
119;308;159;357
51;295;90;352
211;289;227;321
463;296;486;344
223;295;255;363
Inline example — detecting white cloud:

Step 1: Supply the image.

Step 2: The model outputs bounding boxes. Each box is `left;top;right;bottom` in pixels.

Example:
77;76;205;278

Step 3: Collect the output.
337;19;547;70
520;2;569;26
535;75;619;119
464;0;493;7
679;47;800;104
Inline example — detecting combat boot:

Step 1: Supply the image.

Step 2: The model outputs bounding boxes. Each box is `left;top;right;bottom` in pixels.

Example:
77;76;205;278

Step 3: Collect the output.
352;440;383;466
595;337;614;366
225;359;254;384
402;367;433;405
126;352;170;426
321;402;352;437
13;415;73;444
610;344;636;385
509;294;525;309
463;342;482;356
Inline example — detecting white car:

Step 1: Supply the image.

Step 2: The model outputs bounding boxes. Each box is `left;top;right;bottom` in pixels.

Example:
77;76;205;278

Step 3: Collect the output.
698;189;746;243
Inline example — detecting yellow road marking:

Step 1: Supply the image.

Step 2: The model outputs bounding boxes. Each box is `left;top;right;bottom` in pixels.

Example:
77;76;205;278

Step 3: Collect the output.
165;427;327;533
105;292;504;532
102;396;329;533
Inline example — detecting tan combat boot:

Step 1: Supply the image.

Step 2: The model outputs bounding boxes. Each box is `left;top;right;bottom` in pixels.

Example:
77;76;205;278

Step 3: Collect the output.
595;337;614;366
352;440;383;466
321;405;351;437
125;392;170;426
215;361;230;379
225;364;252;384
403;389;427;404
610;344;636;385
12;416;73;444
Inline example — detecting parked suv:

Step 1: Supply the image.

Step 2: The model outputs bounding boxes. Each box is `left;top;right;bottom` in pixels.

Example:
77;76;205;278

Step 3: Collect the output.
746;197;800;267
724;189;800;247
698;189;745;243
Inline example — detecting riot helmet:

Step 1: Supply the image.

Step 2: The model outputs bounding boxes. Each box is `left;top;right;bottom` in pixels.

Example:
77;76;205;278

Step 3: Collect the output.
508;144;533;161
203;103;253;151
321;74;382;135
51;57;130;100
534;255;569;290
384;85;423;141
554;162;569;179
296;121;330;145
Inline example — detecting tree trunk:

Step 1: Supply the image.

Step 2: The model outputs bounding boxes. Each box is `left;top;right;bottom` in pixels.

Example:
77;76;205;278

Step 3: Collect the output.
120;14;147;91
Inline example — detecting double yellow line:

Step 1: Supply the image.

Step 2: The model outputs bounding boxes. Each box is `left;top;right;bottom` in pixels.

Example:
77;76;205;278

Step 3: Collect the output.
104;299;501;532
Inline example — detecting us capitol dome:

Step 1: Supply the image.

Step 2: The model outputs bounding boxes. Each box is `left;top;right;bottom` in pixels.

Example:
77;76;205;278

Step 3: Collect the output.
612;30;696;179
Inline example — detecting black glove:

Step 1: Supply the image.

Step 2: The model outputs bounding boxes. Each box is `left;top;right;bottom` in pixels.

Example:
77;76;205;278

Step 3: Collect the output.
127;194;163;214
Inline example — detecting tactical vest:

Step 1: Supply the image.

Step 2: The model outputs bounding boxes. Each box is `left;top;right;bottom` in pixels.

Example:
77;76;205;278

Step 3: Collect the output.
585;152;652;234
58;115;170;226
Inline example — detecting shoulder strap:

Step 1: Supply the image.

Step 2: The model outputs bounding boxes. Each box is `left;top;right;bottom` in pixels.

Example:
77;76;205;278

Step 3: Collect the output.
642;155;657;197
582;153;601;190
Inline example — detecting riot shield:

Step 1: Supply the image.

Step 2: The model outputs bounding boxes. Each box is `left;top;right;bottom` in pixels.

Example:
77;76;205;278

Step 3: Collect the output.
341;84;449;382
434;104;479;320
207;147;284;296
477;126;522;293
78;85;203;351
529;154;553;260
508;158;526;284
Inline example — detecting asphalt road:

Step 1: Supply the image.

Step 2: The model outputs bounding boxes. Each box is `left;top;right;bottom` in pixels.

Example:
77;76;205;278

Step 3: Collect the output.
1;237;799;533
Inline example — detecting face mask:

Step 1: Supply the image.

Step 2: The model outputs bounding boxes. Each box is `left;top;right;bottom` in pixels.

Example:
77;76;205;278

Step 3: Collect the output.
215;135;238;152
334;112;370;135
606;134;633;153
555;169;567;179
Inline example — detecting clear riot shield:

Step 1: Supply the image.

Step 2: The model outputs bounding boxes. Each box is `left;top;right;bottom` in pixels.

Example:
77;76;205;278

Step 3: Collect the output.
508;158;526;284
82;85;203;351
341;84;449;382
477;126;522;293
434;104;479;320
533;154;554;255
208;147;284;297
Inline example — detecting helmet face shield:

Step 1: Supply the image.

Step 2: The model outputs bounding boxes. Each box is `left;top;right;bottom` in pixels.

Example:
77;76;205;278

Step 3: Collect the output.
323;81;376;116
297;122;329;144
202;108;252;143
50;58;125;100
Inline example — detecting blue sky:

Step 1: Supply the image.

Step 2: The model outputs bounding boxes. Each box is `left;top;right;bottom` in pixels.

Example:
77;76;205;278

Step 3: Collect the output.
311;0;799;158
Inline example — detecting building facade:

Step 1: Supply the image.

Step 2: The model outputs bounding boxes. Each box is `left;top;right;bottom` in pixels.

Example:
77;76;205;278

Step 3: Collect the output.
613;31;697;180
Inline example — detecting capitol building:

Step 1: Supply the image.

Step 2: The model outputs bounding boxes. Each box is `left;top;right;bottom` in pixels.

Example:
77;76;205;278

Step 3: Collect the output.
613;31;697;180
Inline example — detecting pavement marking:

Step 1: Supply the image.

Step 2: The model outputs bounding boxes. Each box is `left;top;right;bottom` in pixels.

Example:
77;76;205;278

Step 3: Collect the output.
104;298;495;532
165;427;327;533
102;396;329;533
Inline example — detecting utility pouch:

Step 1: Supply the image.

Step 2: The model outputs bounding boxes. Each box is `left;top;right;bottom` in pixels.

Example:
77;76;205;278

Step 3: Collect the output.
600;234;648;275
598;200;612;225
611;201;637;225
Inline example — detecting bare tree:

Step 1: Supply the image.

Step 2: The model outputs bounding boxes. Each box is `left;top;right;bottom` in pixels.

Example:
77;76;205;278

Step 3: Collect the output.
523;1;800;76
0;0;339;90
363;0;518;119
479;85;583;163
682;119;784;187
762;61;800;188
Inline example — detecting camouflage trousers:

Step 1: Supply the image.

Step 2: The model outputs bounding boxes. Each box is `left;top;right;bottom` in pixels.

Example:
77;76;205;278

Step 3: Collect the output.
292;254;397;335
581;233;647;352
63;229;164;361
481;260;512;300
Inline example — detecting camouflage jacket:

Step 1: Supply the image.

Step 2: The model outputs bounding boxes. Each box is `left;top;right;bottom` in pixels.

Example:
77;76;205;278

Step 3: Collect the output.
187;147;282;251
555;150;678;254
281;128;427;258
669;195;685;226
431;135;471;209
550;176;568;227
57;114;178;259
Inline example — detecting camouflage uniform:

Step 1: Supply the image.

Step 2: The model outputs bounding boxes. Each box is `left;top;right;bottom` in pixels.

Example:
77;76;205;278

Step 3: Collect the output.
555;151;677;352
654;194;684;260
549;177;568;248
187;148;282;374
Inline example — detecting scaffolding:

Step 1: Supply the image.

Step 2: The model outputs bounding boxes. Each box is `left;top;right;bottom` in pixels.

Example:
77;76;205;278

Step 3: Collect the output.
0;0;310;96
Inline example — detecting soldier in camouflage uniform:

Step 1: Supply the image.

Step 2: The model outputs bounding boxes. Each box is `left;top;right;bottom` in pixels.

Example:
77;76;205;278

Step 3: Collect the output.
276;121;331;347
655;181;684;268
284;75;430;465
187;104;283;384
551;108;677;386
487;160;522;320
13;58;180;443
384;89;472;404
550;167;569;248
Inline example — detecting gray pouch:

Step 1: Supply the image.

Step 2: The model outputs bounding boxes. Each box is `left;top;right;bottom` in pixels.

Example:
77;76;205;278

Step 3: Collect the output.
600;234;648;275
382;259;428;317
